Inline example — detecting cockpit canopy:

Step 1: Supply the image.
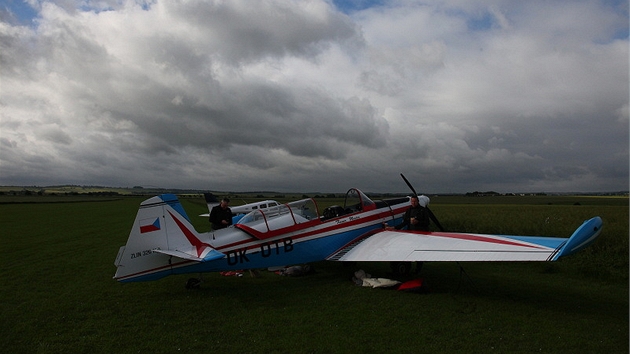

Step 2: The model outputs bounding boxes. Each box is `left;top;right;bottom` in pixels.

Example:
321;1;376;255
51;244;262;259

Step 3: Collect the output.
235;188;376;237
343;188;375;212
236;198;318;234
322;188;376;219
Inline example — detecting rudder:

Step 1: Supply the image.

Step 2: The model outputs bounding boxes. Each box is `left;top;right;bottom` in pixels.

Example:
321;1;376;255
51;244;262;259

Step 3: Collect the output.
113;194;222;282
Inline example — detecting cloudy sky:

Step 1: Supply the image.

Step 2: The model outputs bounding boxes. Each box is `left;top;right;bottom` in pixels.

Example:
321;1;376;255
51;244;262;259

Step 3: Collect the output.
1;0;628;193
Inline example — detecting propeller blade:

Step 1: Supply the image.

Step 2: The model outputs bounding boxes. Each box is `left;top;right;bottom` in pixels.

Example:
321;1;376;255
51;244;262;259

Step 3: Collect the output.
400;173;445;231
400;173;418;198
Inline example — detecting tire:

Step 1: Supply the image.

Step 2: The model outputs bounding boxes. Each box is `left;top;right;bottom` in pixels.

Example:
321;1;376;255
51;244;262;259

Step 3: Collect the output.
390;261;412;275
185;278;201;289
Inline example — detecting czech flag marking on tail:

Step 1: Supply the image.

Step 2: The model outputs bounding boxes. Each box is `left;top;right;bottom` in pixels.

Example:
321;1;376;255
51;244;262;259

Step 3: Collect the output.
140;218;161;233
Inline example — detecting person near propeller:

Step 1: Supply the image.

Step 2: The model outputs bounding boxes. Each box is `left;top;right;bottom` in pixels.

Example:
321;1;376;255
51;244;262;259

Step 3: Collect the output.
388;194;444;232
386;174;444;232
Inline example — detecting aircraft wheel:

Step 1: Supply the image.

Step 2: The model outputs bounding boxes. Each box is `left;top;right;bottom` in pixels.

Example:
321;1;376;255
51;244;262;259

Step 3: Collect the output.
185;278;202;289
390;261;412;275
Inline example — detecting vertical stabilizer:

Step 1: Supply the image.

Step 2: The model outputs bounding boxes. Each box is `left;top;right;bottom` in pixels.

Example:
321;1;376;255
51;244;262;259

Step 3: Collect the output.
204;193;220;213
113;194;223;282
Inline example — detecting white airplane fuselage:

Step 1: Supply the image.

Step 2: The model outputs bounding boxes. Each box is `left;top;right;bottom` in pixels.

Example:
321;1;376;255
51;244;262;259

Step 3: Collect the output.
114;189;410;282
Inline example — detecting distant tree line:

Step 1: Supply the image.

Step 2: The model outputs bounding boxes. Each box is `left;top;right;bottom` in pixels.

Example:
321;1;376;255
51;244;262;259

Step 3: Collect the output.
0;190;122;196
465;191;548;196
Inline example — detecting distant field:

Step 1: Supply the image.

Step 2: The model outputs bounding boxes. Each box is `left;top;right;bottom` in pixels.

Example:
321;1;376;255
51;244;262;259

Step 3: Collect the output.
1;184;627;202
0;194;627;353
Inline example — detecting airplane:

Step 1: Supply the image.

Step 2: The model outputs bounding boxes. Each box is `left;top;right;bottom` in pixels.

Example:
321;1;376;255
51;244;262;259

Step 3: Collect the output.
113;175;603;284
198;193;281;223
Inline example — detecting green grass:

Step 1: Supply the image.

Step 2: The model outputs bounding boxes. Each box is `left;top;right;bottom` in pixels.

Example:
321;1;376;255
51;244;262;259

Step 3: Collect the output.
0;195;627;353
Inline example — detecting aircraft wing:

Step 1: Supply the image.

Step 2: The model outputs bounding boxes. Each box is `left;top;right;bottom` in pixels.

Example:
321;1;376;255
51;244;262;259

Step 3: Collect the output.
328;217;602;262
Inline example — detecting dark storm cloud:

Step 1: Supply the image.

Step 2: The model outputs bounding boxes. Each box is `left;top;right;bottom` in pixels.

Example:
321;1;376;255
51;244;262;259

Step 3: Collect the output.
0;0;627;193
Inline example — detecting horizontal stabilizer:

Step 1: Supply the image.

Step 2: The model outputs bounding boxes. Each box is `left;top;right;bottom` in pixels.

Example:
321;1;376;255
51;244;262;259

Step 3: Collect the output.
153;248;225;262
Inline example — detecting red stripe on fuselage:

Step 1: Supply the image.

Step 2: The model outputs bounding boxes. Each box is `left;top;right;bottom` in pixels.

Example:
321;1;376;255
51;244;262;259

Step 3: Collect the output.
215;206;407;253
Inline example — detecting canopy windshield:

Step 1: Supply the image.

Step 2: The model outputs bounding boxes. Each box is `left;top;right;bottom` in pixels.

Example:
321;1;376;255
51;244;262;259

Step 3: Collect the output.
343;188;376;213
236;198;319;233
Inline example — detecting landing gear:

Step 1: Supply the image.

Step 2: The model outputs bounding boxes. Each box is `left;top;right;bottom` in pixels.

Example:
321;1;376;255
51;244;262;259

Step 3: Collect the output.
390;261;423;275
390;261;412;275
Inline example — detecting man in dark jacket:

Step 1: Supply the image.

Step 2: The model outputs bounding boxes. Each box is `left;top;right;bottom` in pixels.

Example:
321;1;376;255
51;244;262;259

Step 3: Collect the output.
394;195;444;232
388;195;444;274
209;198;232;230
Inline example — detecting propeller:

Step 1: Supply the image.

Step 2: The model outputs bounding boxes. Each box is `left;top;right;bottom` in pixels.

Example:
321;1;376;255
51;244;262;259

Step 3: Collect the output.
400;173;445;231
400;173;418;198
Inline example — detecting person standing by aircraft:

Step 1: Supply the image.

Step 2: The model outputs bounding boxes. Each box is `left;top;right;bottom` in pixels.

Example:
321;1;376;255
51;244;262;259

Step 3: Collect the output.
388;195;444;232
210;198;232;230
386;195;444;274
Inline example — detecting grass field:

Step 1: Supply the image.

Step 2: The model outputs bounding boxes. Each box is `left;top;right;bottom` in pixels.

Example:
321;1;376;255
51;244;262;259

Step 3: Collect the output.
1;194;627;353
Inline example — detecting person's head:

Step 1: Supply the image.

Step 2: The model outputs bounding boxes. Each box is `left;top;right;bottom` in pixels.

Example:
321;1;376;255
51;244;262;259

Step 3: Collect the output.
410;196;419;207
220;198;230;208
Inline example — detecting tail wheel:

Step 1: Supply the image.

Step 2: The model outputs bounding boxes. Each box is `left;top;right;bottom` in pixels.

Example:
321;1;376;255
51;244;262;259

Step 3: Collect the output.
185;278;202;289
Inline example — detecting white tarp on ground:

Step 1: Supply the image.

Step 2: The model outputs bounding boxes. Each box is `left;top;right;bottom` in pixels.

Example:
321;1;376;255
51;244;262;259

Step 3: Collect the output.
352;269;400;288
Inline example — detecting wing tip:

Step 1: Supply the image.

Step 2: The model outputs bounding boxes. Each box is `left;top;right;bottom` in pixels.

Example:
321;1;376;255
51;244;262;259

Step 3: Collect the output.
553;216;603;260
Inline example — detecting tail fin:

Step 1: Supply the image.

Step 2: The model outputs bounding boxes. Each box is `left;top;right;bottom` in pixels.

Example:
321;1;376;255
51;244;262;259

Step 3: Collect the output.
199;192;220;217
204;192;219;205
114;194;224;282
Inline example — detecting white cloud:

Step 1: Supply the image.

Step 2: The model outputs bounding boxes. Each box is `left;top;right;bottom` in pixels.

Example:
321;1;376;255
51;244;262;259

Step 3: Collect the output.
0;0;627;193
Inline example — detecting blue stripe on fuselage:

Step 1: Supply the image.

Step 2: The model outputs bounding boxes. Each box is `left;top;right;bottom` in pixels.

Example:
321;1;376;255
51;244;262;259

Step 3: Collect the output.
170;223;384;275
